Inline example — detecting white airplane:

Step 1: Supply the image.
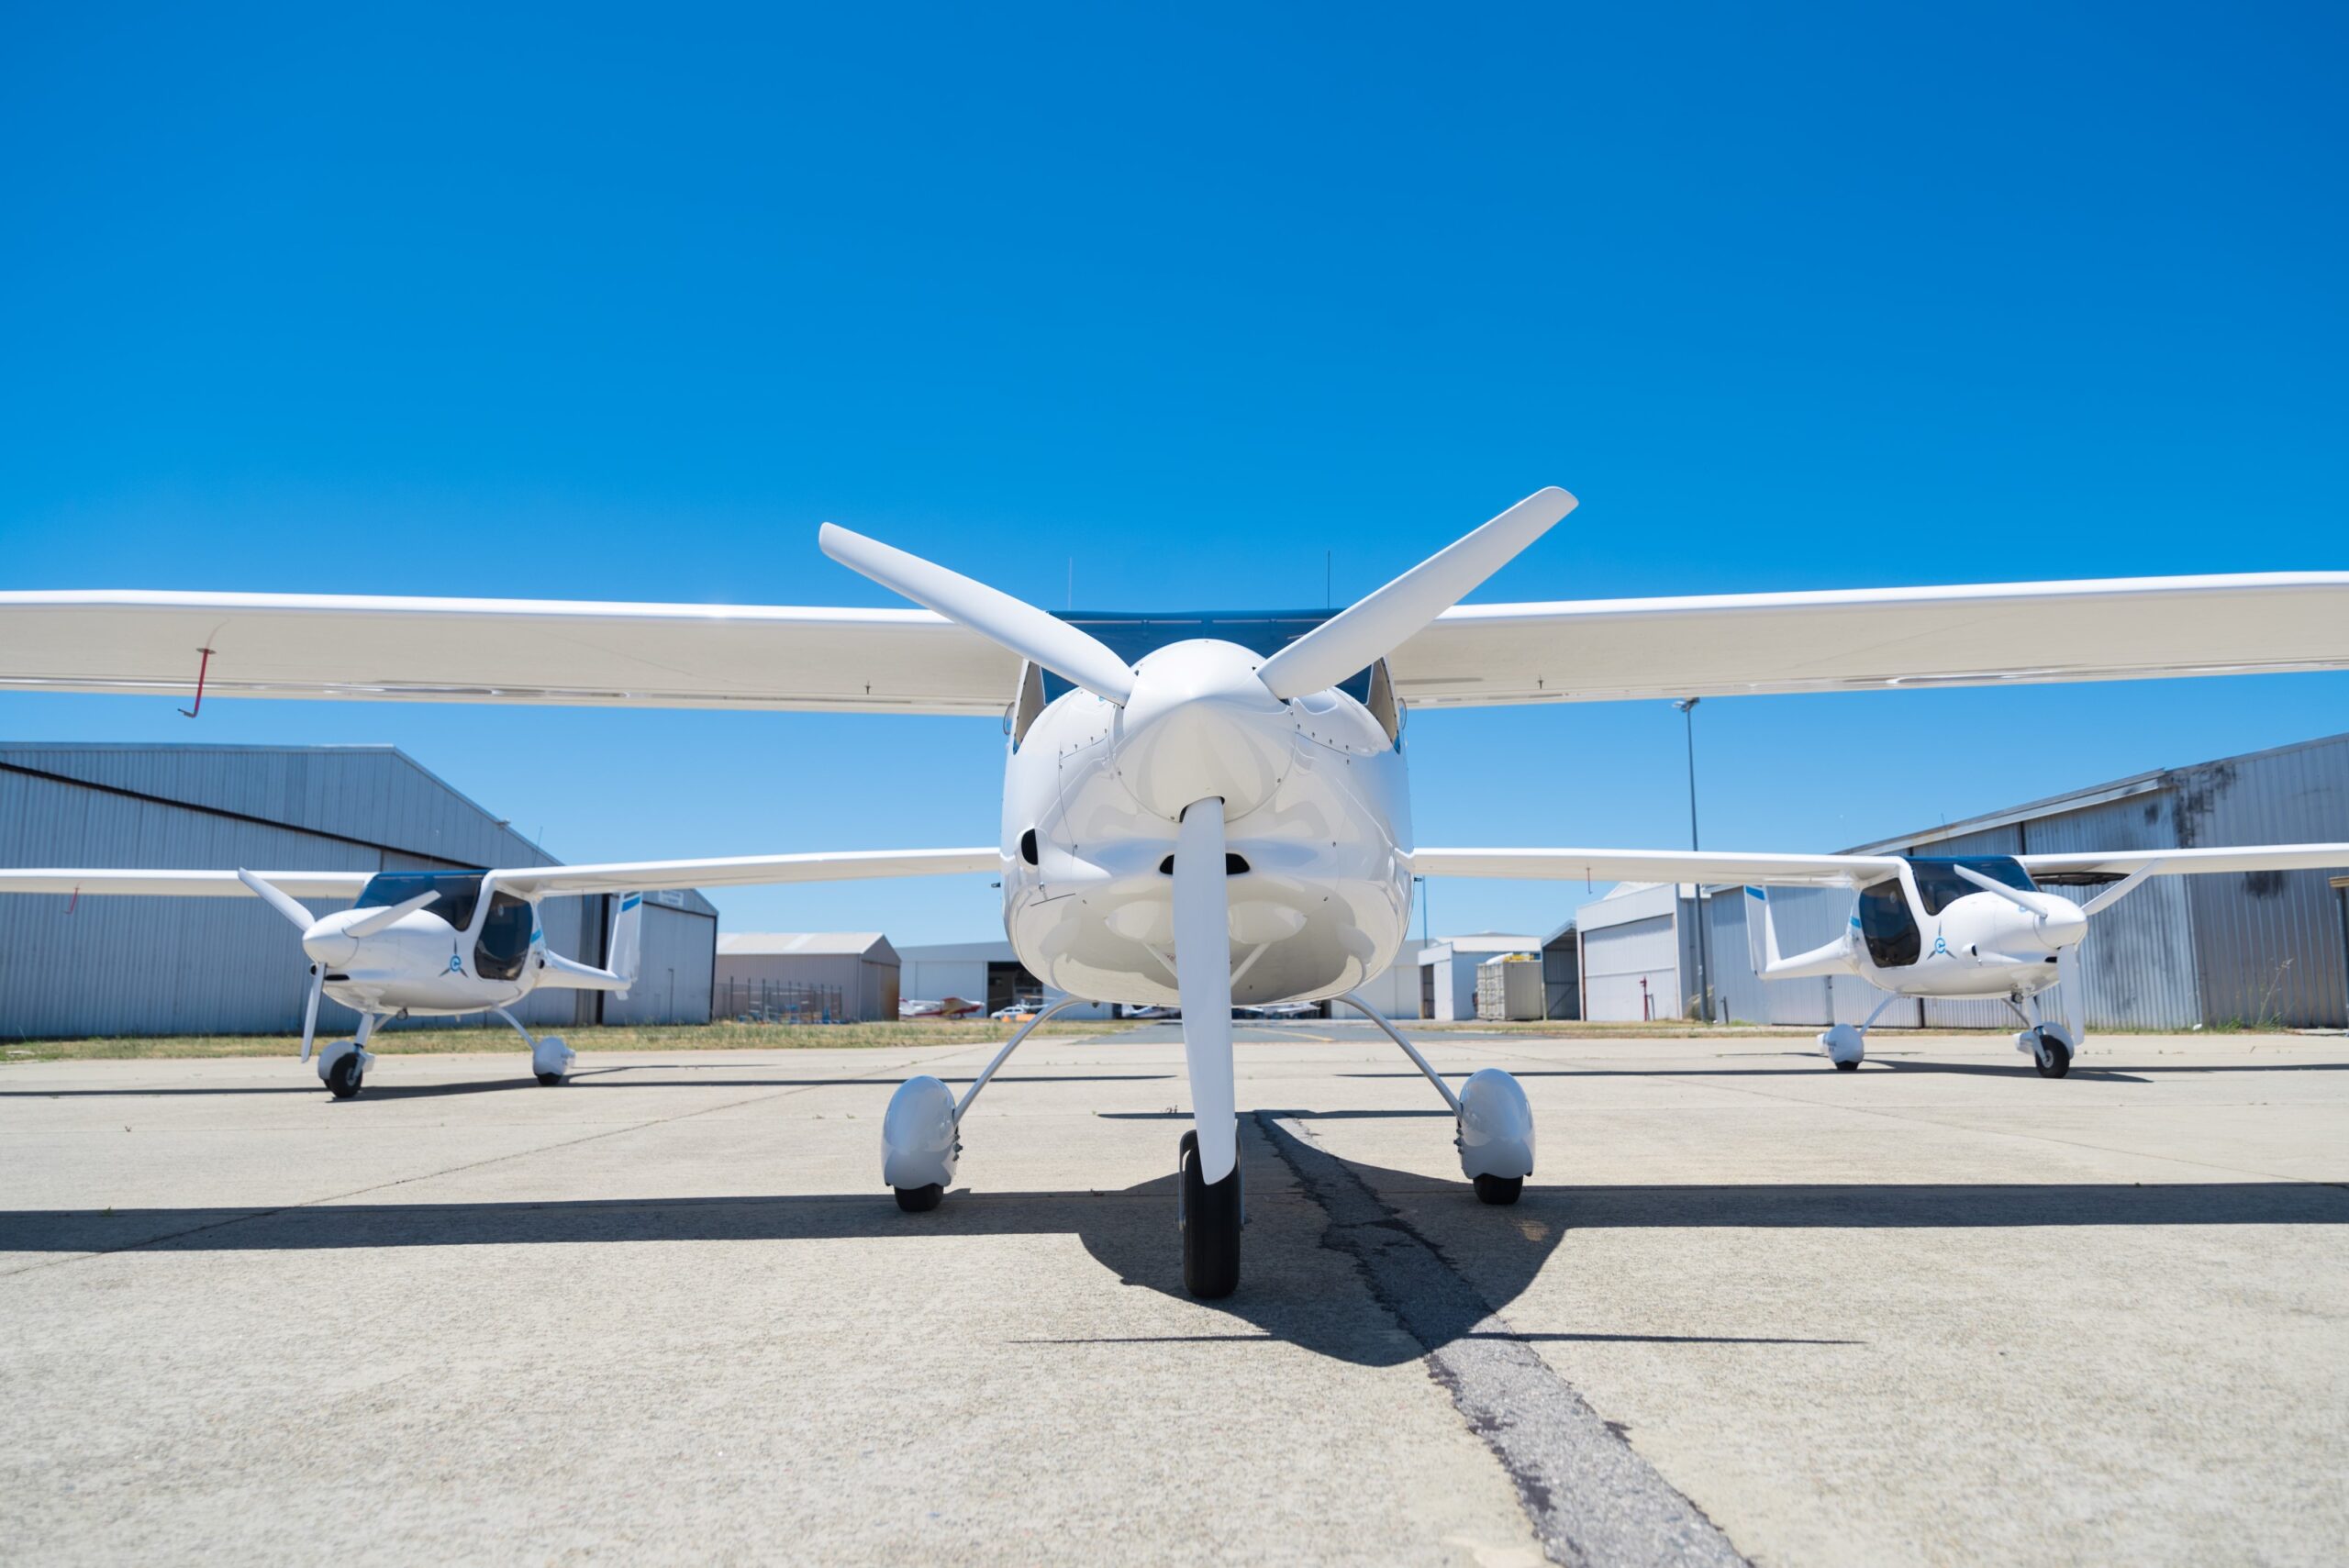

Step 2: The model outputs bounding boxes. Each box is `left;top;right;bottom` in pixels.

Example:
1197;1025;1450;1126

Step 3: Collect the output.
6;486;2349;1296
0;850;990;1095
1410;844;2349;1075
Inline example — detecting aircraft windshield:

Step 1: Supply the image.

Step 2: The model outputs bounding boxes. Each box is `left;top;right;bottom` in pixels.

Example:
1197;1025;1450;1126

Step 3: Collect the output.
1906;855;2036;917
1038;611;1375;703
354;870;488;931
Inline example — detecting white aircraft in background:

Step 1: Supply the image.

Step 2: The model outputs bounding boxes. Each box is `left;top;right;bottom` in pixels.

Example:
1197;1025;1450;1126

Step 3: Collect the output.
6;486;2349;1296
0;850;988;1096
1414;844;2349;1076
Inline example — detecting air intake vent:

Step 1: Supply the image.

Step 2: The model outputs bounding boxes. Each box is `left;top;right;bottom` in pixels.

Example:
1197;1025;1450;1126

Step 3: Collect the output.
1158;853;1250;875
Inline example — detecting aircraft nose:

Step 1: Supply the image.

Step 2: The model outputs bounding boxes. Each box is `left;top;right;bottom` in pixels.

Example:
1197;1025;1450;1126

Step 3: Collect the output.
302;924;358;966
2042;900;2089;950
1113;642;1294;820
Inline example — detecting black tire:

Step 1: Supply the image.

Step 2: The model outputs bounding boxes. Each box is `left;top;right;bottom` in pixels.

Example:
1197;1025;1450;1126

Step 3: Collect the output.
536;1072;564;1086
2034;1033;2073;1079
894;1183;943;1213
1473;1173;1523;1206
1179;1129;1242;1299
327;1054;363;1100
1833;1058;1860;1073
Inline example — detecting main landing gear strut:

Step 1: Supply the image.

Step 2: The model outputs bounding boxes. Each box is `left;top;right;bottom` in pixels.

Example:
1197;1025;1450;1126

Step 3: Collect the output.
1819;992;1901;1071
495;1006;574;1085
1334;993;1535;1205
880;995;1085;1213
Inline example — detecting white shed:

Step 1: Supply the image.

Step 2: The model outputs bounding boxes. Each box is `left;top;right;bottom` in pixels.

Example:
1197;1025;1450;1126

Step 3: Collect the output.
1415;933;1542;1020
715;932;900;1022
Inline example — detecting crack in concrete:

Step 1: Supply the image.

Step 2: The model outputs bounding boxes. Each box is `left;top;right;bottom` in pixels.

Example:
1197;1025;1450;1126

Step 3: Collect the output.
1256;1111;1748;1568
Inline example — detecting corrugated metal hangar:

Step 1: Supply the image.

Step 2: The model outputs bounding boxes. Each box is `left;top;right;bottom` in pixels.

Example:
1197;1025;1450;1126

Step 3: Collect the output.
896;940;1118;1019
1577;733;2349;1030
715;932;902;1022
0;744;717;1039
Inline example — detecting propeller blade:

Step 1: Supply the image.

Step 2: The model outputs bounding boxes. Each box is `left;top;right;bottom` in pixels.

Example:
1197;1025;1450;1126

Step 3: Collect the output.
299;963;325;1063
1173;796;1238;1184
1256;487;1577;701
818;524;1136;705
2056;943;2087;1044
238;868;317;930
2080;858;2164;917
1952;862;2043;914
345;888;439;940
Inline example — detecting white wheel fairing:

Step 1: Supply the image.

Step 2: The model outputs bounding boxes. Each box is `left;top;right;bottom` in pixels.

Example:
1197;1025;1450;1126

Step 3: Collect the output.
1820;1025;1865;1065
1456;1068;1534;1181
881;1075;959;1190
531;1035;574;1082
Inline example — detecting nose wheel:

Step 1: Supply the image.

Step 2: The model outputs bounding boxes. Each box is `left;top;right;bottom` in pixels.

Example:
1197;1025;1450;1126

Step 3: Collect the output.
2032;1028;2074;1078
317;1039;373;1100
1178;1129;1242;1299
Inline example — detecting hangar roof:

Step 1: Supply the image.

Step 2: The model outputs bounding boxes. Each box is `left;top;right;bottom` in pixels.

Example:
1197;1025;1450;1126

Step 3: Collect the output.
0;742;717;917
896;939;1019;962
1416;932;1542;964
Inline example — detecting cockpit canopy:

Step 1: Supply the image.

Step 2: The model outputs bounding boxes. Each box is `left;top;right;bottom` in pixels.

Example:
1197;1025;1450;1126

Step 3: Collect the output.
356;870;492;929
1854;855;2038;969
352;869;535;980
1038;612;1376;704
1905;855;2035;915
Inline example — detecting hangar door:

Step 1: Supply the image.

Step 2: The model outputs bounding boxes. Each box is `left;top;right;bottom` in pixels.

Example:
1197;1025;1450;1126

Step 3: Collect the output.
1583;914;1679;1022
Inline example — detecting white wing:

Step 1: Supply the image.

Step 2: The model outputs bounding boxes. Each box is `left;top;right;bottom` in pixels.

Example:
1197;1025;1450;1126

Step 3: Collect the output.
0;870;375;898
2017;844;2349;881
6;572;2346;716
1408;848;1902;888
1410;843;2349;891
492;848;999;897
0;850;999;902
1387;573;2349;706
0;591;1015;715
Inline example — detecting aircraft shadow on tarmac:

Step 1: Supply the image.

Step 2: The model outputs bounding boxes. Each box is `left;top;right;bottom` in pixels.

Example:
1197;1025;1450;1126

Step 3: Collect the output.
0;1071;1174;1101
6;1118;2343;1369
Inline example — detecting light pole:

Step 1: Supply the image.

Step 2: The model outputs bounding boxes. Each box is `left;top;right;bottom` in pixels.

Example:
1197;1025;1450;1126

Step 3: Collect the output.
1674;698;1712;1022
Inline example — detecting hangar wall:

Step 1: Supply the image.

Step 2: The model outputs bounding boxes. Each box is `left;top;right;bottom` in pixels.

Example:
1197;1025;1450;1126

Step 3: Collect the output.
714;933;901;1021
573;889;718;1028
1416;934;1542;1020
1577;885;1699;1022
896;940;1119;1019
0;744;717;1038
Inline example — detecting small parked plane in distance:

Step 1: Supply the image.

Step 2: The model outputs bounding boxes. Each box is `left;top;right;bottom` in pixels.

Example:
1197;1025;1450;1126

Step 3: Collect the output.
6;486;2349;1296
1408;844;2349;1076
0;850;990;1095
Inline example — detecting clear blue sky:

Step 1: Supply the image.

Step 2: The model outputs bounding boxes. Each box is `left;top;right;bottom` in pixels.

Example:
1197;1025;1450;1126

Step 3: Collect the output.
4;4;2344;944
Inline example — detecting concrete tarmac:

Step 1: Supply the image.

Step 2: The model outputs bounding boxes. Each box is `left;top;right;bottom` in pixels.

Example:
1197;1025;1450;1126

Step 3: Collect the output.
2;1026;2343;1566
